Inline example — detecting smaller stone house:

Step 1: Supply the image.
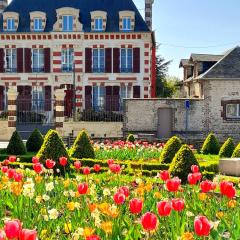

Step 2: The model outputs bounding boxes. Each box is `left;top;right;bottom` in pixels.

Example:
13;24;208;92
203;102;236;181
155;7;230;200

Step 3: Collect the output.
124;46;240;142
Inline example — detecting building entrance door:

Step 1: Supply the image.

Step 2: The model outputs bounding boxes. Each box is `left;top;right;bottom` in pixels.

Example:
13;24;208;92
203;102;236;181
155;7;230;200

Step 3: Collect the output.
157;107;173;139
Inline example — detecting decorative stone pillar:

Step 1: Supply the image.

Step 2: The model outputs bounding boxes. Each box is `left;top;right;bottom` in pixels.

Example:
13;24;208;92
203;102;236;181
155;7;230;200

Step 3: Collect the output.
55;89;65;130
7;87;18;128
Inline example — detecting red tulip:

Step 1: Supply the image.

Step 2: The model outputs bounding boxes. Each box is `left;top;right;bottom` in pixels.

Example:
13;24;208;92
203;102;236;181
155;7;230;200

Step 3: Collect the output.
45;159;55;169
191;165;199;173
107;159;114;165
7;169;16;179
157;201;172;216
159;170;170;181
19;229;37;240
33;163;43;174
188;173;198;185
93;164;101;172
86;235;100;240
74;161;81;170
129;198;143;214
78;182;88;194
14;173;23;182
4;220;21;239
9;156;16;163
3;159;9;165
59;157;68;167
1;166;8;173
200;180;212;193
194;216;211;236
141;212;158;231
32;157;39;164
171;198;185;211
118;186;129;198
113;192;126;205
109;164;121;173
211;182;217;191
166;177;181;192
0;229;5;240
220;181;236;199
82;167;90;175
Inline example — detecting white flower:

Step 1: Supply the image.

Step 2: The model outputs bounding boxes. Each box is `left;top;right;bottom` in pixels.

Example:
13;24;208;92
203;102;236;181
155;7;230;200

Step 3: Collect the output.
63;191;69;197
42;194;50;201
48;209;59;220
45;182;54;192
43;215;49;221
103;188;111;196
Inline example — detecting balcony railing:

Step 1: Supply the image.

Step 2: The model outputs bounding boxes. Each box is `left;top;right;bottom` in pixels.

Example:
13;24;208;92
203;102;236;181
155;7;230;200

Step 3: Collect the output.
61;66;73;72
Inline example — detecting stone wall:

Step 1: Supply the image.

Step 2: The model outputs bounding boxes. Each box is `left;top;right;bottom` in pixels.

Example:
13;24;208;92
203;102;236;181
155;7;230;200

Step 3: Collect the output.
124;98;206;139
0;120;15;141
59;121;123;138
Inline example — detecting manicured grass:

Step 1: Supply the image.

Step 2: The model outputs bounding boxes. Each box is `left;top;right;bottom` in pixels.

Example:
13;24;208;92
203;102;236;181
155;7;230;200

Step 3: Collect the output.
195;153;219;163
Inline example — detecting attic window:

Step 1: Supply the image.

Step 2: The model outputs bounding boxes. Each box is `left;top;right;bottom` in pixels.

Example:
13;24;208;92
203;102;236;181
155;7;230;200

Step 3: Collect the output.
63;15;73;32
90;11;107;32
94;17;103;31
7;18;15;31
119;11;135;31
122;17;131;31
33;18;43;31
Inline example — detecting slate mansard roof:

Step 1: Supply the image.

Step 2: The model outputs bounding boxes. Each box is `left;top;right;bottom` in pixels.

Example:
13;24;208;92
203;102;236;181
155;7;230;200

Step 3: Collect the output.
0;0;150;32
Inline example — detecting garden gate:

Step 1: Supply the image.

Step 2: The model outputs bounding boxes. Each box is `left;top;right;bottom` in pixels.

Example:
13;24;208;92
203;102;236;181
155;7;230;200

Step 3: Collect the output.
157;107;173;139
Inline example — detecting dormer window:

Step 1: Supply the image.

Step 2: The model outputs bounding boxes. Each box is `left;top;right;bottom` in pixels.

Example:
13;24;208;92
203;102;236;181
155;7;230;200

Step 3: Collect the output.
33;18;43;31
30;11;46;32
63;15;73;32
90;11;107;32
7;18;15;31
94;17;103;31
122;17;131;31
119;11;135;31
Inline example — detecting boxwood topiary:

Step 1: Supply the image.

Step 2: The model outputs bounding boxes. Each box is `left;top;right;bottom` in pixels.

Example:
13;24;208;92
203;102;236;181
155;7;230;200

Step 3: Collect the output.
169;144;199;183
219;138;235;158
6;130;26;155
70;130;95;159
26;128;44;152
37;129;69;173
159;136;182;164
201;133;220;155
127;134;135;143
231;143;240;158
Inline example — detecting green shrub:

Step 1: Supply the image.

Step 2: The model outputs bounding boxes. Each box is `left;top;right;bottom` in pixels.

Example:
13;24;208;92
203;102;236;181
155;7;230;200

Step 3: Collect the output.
127;134;135;143
160;136;182;164
200;162;219;173
219;138;235;158
201;133;220;155
26;129;44;152
6;130;26;155
231;143;240;158
202;171;215;181
169;144;199;183
37;130;69;173
70;130;95;159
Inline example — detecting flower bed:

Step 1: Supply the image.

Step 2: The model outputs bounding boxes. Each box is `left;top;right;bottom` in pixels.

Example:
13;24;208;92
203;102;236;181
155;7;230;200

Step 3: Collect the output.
0;156;238;239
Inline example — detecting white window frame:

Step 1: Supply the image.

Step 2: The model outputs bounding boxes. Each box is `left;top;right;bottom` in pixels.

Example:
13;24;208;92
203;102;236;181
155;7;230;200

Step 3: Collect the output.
33;18;43;31
92;48;105;73
226;103;240;119
92;86;105;111
94;17;103;31
122;17;131;31
62;15;73;32
6;18;15;31
5;49;17;72
32;88;44;111
61;48;74;72
32;49;44;72
120;48;133;73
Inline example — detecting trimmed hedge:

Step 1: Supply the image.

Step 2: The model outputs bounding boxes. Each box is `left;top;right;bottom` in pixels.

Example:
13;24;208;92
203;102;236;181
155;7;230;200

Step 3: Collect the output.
231;143;240;158
127;134;135;143
201;133;220;155
169;144;199;183
37;130;70;174
160;136;182;164
70;130;95;159
6;130;26;155
26;129;44;152
219;138;235;158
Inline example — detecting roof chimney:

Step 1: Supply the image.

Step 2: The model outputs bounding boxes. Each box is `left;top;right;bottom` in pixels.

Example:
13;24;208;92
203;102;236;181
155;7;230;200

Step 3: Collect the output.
0;0;7;14
145;0;154;30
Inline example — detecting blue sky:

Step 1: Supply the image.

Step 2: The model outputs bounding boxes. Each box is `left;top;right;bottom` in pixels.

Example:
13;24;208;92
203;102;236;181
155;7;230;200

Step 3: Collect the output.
135;0;240;78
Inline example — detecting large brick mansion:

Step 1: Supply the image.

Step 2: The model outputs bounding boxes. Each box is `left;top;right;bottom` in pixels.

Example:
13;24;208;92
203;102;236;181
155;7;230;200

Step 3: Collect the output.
0;0;155;118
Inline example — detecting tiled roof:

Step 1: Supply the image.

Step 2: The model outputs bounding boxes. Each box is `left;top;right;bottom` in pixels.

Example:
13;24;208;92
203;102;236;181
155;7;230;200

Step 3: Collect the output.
199;46;240;79
190;54;224;62
179;59;193;68
0;0;149;32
